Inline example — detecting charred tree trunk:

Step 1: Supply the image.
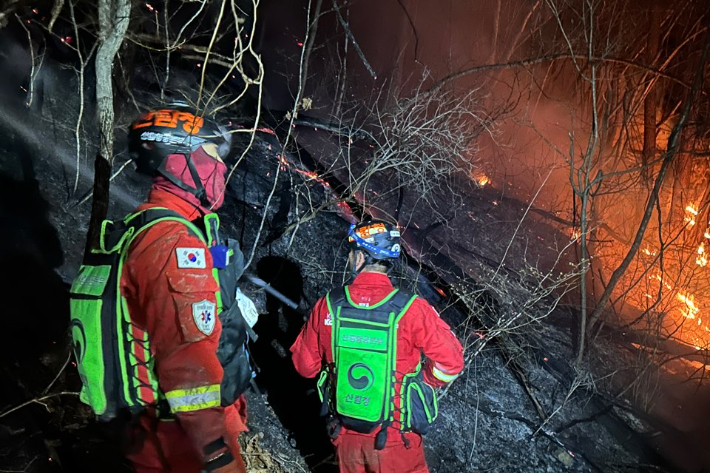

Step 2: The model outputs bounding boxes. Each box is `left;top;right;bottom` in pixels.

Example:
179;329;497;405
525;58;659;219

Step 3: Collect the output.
84;0;131;257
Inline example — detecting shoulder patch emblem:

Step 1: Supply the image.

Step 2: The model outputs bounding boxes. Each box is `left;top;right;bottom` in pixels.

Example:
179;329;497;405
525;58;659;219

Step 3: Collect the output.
177;247;206;268
192;300;216;336
324;312;333;326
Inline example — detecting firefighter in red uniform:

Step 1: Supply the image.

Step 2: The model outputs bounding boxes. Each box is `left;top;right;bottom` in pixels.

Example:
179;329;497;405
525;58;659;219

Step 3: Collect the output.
291;220;464;473
121;106;247;472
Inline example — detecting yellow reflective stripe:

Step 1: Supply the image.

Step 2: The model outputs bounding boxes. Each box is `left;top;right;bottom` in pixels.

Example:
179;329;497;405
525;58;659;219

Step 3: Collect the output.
432;365;459;383
165;385;221;413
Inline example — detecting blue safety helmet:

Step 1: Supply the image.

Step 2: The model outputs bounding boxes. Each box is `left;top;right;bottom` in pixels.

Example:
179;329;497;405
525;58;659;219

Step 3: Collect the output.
347;220;401;260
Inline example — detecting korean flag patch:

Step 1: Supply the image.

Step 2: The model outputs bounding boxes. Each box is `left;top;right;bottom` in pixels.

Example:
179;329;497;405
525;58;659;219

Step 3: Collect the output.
192;300;216;336
177;248;206;268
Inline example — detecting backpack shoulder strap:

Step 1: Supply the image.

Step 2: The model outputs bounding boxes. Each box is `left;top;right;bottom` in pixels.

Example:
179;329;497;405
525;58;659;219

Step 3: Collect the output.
326;287;347;312
97;207;206;255
125;207;205;241
386;289;417;320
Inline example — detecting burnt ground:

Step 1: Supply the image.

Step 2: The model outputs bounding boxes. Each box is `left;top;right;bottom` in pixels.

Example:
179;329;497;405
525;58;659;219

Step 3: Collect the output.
0;45;696;473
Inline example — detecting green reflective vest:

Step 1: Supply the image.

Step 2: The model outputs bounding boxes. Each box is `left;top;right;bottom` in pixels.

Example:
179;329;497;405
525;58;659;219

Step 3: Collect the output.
70;208;235;420
318;286;438;434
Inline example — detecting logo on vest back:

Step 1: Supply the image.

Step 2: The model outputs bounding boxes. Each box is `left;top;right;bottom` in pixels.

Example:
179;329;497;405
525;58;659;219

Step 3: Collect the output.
70;319;86;363
347;363;374;390
192;300;216;335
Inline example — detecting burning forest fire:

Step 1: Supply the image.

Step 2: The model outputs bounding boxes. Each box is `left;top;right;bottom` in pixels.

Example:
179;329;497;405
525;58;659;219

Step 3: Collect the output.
619;199;710;350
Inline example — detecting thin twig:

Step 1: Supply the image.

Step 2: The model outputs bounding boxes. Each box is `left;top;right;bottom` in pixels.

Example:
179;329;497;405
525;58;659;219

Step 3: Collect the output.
41;352;73;396
331;0;376;79
0;392;79;419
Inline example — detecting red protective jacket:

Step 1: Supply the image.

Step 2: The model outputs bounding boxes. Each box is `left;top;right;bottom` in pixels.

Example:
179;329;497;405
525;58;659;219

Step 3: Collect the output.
121;188;246;473
291;271;464;437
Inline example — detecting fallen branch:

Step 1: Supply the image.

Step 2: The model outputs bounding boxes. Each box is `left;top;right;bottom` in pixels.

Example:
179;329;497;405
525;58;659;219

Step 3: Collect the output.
554;405;613;434
0;392;79;419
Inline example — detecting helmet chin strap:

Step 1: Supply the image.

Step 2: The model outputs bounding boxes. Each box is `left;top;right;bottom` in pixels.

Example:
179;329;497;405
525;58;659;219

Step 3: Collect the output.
157;153;210;208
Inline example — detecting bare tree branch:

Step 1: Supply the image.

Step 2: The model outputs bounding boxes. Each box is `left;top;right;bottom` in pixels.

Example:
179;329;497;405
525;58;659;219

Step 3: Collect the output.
426;52;699;97
332;0;376;79
585;25;710;342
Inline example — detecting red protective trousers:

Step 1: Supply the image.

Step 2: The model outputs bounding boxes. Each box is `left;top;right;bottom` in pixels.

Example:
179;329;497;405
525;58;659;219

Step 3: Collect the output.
334;431;429;473
121;188;247;473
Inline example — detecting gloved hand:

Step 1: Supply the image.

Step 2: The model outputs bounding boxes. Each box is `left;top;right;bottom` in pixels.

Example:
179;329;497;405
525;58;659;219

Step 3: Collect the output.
201;438;246;473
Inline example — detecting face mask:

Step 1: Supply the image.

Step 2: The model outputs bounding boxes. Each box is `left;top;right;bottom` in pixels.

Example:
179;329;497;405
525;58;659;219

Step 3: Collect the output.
153;147;228;210
204;160;228;209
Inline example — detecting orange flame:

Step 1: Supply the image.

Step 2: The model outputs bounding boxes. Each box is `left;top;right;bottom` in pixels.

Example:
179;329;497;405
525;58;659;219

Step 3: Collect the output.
685;203;698;226
677;291;700;320
698;243;708;267
471;170;491;187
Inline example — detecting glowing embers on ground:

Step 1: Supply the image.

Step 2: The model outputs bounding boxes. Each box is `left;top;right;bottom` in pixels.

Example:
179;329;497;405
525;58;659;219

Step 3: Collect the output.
471;171;490;187
276;154;325;183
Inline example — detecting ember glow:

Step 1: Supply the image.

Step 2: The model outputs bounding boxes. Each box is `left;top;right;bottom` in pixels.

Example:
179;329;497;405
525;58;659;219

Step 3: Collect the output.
473;173;490;187
274;152;333;189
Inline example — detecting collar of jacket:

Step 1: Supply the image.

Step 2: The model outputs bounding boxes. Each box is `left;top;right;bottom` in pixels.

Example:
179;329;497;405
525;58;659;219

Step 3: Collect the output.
351;271;393;288
138;187;207;221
